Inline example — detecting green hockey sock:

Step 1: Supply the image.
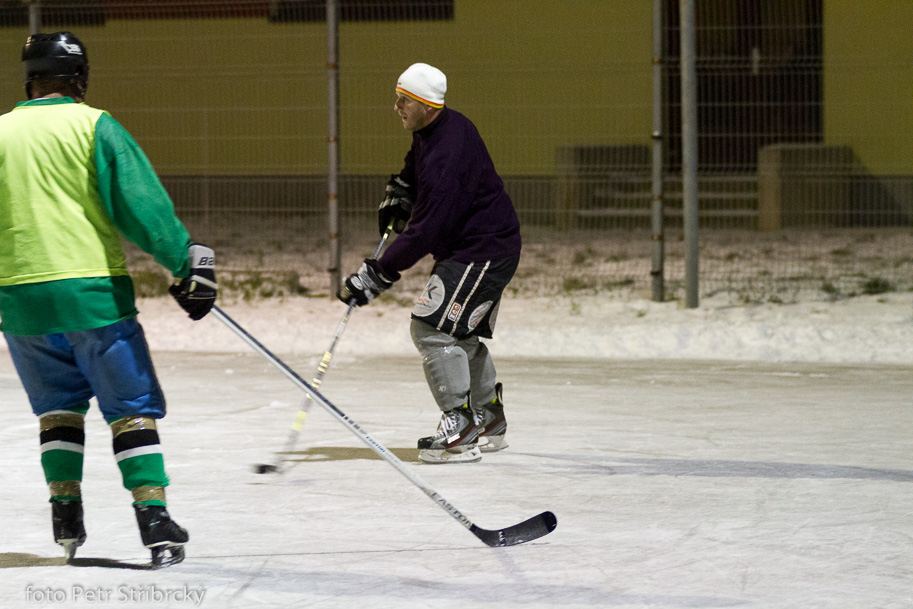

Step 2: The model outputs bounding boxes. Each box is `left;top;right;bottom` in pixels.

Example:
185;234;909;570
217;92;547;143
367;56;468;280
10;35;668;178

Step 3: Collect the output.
39;402;89;502
110;416;169;507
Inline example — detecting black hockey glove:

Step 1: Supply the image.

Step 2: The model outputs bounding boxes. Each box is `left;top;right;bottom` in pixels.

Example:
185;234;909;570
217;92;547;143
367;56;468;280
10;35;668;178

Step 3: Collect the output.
378;174;414;236
337;259;399;306
169;243;217;320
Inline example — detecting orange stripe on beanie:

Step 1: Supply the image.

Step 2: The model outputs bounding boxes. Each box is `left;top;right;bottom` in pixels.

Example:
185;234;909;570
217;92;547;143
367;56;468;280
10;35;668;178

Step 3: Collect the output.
396;63;446;108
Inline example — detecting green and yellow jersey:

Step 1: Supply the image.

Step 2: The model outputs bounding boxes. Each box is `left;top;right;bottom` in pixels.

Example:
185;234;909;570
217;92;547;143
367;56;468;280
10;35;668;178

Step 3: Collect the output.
0;97;191;335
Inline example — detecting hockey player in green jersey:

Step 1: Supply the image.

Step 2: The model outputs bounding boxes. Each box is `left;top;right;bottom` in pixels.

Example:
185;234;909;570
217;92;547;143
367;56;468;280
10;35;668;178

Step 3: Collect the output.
0;31;217;567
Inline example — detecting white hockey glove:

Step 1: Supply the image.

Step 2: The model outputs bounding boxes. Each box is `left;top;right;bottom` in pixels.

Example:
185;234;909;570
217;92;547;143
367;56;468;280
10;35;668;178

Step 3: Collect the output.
337;259;399;306
169;243;217;320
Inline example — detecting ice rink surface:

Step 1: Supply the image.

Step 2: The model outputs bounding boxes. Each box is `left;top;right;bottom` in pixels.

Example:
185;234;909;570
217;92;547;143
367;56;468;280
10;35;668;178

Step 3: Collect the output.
1;343;911;609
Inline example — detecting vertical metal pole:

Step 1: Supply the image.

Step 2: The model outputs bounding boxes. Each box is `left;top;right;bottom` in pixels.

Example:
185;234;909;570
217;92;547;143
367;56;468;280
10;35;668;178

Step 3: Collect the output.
679;0;699;308
650;0;665;302
327;0;342;295
28;0;41;35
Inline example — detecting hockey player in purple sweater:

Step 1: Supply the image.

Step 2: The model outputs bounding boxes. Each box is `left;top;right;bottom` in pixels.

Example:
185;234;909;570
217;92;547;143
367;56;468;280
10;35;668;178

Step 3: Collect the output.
339;63;521;464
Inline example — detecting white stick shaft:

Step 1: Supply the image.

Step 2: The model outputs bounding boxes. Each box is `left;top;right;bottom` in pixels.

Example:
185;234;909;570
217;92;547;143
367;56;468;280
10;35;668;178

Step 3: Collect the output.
272;222;395;463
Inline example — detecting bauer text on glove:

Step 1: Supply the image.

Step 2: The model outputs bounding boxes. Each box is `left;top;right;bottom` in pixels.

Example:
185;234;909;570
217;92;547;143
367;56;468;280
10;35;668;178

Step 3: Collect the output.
337;259;399;306
377;174;414;235
169;243;217;320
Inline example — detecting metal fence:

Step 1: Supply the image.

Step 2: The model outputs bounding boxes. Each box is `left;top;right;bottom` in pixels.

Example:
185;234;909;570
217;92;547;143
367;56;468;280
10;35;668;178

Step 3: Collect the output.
1;0;910;304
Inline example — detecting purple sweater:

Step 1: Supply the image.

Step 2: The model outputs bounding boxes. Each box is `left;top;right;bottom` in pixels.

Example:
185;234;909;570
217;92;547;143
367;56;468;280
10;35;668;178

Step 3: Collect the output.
378;108;521;276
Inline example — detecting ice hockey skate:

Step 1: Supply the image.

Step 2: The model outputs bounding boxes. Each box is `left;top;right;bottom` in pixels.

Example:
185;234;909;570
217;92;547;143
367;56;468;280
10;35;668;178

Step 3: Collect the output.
417;404;481;464
475;383;509;453
52;500;86;561
134;504;189;568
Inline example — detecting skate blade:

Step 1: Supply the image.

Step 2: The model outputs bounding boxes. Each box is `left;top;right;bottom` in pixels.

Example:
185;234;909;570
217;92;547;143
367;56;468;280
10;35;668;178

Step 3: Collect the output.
419;446;482;464
149;544;186;569
58;539;82;562
478;435;509;453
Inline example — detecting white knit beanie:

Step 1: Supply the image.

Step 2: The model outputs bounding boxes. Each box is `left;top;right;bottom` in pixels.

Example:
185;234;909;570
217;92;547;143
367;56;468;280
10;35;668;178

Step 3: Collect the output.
395;63;446;108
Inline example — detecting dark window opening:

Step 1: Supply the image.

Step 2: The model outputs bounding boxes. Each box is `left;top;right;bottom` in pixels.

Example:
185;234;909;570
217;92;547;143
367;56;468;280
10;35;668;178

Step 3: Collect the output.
664;0;823;172
0;0;454;27
269;0;453;23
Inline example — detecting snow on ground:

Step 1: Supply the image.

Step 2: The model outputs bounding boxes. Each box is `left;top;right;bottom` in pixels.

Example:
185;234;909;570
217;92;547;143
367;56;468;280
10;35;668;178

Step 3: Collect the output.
98;290;913;366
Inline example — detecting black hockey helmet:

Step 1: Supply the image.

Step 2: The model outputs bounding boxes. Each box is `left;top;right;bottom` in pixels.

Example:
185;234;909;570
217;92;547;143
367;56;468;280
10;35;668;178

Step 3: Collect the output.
22;31;89;98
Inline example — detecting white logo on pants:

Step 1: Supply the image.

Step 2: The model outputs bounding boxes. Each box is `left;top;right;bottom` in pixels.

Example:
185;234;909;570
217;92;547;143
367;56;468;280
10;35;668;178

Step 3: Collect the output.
413;275;445;317
467;301;493;331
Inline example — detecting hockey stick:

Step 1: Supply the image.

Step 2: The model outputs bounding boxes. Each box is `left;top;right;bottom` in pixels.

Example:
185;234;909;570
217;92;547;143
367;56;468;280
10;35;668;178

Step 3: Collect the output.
253;223;395;474
212;305;557;547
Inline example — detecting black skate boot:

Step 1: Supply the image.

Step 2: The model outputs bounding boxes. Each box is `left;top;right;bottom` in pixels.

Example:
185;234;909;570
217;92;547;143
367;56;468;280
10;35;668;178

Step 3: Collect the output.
134;504;189;568
475;383;508;453
417;404;481;464
52;500;86;561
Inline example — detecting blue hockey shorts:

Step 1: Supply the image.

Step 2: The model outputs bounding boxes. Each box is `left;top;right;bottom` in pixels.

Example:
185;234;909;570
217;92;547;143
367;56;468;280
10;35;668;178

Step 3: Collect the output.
4;317;166;421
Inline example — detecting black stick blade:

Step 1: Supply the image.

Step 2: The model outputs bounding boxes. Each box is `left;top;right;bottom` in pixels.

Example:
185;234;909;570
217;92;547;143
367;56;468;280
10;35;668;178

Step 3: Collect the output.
470;511;557;547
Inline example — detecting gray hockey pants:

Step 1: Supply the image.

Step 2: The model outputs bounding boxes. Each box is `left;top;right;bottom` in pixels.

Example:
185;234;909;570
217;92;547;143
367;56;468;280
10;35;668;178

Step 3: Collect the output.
410;318;497;412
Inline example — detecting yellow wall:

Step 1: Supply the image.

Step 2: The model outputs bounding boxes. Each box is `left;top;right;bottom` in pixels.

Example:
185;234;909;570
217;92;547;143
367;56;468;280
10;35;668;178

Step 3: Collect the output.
81;18;330;175
0;0;653;176
823;0;913;173
2;1;909;176
338;0;654;174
